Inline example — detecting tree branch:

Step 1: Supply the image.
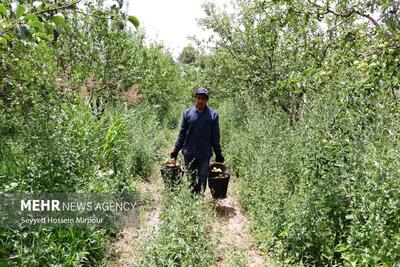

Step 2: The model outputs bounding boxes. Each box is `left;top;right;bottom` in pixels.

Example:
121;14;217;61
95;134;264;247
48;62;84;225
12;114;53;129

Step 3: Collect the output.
354;11;380;28
307;0;393;36
74;10;119;21
34;0;82;15
2;1;82;34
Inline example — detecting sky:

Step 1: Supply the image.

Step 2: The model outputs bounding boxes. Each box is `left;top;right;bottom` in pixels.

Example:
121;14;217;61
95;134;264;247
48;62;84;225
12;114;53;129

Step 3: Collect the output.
125;0;229;58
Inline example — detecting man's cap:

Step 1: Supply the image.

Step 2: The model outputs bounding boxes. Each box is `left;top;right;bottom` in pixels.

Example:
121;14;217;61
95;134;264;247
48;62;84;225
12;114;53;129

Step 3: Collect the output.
194;87;209;98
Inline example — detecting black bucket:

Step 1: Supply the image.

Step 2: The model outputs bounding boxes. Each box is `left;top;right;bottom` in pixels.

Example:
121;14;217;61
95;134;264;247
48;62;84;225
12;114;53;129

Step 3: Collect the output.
161;163;184;189
208;162;230;199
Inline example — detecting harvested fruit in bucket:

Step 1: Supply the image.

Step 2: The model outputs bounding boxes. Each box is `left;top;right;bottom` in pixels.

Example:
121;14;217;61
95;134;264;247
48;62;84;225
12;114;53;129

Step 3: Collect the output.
212;167;223;173
161;159;184;190
165;159;179;168
208;163;230;198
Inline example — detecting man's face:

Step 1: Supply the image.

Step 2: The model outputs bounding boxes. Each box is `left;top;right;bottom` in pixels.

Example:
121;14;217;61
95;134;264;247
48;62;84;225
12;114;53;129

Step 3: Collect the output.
195;94;208;110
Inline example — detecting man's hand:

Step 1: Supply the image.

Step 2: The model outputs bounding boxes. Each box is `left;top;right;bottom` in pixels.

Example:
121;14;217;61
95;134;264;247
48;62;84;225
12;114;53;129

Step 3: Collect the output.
215;154;224;163
170;150;178;159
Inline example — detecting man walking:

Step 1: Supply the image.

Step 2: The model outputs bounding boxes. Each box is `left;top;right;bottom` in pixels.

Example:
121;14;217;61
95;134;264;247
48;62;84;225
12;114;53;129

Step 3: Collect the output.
170;87;224;194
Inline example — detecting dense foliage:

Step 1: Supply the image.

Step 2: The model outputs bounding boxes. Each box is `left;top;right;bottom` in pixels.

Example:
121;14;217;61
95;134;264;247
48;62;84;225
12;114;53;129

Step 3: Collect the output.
0;0;186;265
193;0;400;265
1;0;399;265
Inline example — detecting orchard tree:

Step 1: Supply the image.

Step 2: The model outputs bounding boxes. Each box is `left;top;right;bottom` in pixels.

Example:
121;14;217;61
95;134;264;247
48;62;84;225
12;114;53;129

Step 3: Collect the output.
198;0;399;127
178;45;198;65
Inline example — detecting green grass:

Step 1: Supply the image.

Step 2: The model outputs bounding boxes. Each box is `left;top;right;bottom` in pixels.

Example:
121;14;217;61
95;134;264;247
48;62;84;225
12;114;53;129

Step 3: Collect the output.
140;179;216;267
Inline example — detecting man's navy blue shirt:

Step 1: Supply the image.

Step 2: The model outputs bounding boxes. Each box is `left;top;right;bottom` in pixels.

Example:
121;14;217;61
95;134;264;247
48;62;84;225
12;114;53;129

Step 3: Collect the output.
174;106;222;160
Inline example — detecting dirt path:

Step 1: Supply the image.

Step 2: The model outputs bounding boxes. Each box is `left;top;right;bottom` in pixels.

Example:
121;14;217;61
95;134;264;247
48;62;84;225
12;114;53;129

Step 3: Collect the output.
108;165;275;267
206;179;276;267
108;169;163;267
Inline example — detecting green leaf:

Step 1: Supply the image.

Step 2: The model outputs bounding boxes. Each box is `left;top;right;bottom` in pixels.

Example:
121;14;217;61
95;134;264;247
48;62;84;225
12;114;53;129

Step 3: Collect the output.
382;1;391;11
1;34;12;41
334;245;348;252
0;4;7;17
0;36;7;48
278;231;287;237
128;16;140;29
27;20;44;31
0;229;8;237
16;5;25;19
345;214;354;220
35;32;51;40
25;14;39;22
45;23;53;35
52;13;65;25
64;24;71;33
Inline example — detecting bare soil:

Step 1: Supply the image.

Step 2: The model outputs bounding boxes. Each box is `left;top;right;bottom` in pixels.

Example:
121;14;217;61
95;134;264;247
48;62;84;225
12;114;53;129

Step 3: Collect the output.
206;179;276;267
108;169;163;267
109;167;275;267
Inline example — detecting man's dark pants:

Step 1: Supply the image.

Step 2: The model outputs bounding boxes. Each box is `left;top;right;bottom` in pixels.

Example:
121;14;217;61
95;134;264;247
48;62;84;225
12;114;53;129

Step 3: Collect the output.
184;156;210;194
